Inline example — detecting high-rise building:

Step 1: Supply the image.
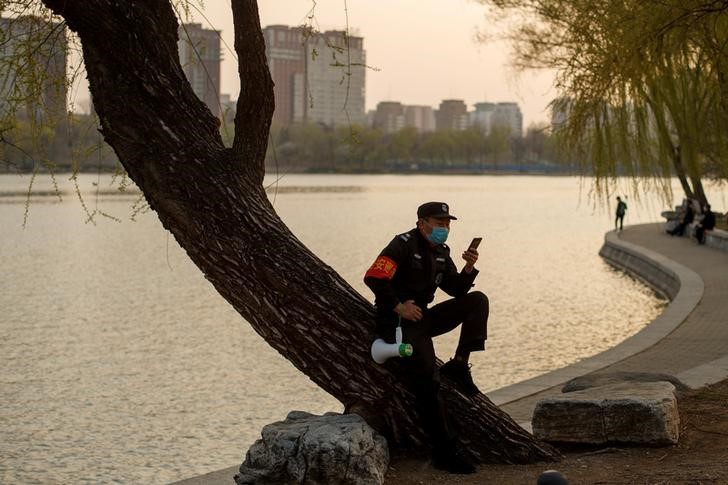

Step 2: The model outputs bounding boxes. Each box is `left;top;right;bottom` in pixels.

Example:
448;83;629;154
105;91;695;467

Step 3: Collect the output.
469;102;495;134
492;102;523;137
263;25;306;127
263;25;366;128
435;99;468;131
0;16;67;123
178;23;221;118
373;101;404;133
550;97;571;131
304;30;365;127
404;105;435;133
372;102;436;133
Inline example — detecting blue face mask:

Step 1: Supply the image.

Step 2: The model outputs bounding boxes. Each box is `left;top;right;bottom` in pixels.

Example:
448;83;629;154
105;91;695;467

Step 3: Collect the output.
427;226;449;245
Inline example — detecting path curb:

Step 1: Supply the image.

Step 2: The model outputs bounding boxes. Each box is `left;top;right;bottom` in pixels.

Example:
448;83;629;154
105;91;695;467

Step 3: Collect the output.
487;229;705;406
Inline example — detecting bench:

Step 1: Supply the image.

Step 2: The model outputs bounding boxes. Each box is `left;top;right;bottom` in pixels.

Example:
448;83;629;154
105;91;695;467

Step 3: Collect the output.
704;227;728;252
662;209;728;252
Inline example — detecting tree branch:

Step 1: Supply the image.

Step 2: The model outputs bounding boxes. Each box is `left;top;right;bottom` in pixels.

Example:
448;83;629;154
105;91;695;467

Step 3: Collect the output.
230;0;274;185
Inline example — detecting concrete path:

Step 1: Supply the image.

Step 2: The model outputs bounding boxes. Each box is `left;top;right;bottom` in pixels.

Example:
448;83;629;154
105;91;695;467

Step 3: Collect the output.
498;222;728;424
172;223;728;484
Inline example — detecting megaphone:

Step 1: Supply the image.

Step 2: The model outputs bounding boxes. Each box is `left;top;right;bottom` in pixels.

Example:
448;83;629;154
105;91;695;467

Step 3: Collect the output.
371;326;413;364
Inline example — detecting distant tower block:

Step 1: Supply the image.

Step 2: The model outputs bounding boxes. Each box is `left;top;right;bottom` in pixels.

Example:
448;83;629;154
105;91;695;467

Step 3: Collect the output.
178;23;222;118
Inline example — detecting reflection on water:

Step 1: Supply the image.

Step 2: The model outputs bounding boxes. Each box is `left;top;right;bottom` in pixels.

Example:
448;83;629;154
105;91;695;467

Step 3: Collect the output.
1;173;717;484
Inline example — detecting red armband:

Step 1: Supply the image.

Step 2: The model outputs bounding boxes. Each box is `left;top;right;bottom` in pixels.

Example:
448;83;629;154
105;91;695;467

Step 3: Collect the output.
365;256;397;280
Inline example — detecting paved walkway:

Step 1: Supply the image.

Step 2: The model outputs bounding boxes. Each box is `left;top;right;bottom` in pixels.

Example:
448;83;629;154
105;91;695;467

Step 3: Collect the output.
173;223;728;484
499;222;728;424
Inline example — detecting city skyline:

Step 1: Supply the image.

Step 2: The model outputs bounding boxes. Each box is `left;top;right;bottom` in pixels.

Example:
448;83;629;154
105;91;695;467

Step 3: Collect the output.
201;0;556;128
66;2;556;128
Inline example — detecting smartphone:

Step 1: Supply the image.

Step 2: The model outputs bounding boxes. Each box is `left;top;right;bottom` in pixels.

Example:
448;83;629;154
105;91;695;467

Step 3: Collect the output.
468;237;483;251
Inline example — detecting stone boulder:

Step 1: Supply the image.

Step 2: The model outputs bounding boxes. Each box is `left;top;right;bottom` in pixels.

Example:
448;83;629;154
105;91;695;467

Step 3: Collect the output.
532;382;679;445
235;411;389;485
562;371;690;394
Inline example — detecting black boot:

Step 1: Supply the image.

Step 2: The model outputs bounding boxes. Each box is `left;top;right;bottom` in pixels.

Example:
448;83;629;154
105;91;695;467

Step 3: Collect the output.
440;359;480;396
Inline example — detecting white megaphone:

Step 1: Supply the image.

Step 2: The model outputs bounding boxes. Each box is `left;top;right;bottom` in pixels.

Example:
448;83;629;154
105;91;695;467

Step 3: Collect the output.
371;326;413;364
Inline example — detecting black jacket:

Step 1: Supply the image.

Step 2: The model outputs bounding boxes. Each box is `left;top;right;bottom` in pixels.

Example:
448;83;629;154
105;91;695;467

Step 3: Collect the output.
364;228;478;331
701;210;716;230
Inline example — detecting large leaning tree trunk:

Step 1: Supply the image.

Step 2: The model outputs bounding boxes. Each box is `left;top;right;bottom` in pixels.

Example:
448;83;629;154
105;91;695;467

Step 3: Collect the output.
42;0;558;463
671;146;709;207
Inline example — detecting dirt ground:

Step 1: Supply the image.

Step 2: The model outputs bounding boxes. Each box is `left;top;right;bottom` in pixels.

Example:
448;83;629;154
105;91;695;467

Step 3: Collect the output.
385;379;728;484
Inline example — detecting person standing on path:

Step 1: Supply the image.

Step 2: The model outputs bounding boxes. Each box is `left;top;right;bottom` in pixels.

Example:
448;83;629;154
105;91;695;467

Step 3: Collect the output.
363;201;489;475
615;196;627;231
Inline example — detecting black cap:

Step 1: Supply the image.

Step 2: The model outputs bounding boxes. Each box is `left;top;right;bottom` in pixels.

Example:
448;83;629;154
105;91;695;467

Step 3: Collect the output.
417;201;457;220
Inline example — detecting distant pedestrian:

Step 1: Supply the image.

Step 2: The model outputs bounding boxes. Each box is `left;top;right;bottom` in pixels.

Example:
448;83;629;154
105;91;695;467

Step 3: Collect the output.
615;196;627;231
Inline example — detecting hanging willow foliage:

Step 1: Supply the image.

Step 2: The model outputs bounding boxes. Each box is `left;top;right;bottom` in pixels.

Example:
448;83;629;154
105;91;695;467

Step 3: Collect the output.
481;0;728;204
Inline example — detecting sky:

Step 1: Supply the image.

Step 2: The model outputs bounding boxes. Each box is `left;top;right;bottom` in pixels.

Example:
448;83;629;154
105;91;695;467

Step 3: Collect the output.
186;0;557;128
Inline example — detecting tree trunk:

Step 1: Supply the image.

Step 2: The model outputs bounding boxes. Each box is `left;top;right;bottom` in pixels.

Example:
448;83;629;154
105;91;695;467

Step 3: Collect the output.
42;0;558;464
672;146;695;201
688;173;709;208
672;146;709;207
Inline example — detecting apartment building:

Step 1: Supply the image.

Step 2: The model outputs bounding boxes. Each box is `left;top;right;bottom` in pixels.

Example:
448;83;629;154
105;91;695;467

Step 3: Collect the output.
263;25;366;127
178;23;221;118
0;16;67;122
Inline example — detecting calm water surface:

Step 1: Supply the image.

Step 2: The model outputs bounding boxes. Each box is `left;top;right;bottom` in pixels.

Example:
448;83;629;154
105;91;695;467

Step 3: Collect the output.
2;173;719;484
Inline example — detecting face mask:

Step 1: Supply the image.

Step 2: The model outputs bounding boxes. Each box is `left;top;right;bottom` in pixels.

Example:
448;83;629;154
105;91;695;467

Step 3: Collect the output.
427;226;449;245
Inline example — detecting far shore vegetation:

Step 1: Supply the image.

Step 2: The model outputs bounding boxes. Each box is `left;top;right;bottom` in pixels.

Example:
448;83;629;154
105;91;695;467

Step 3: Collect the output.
1;114;575;175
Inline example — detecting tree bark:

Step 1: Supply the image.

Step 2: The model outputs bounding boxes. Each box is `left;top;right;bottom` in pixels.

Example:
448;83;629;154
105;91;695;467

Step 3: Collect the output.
41;0;558;463
672;146;695;201
672;146;709;207
688;172;709;208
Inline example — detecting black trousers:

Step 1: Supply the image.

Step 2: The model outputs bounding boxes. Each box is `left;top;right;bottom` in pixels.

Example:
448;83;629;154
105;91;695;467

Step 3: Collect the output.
668;222;688;236
695;225;710;244
380;291;489;448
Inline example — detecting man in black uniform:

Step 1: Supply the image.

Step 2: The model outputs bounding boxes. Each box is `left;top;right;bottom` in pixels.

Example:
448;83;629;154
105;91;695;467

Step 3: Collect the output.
363;201;489;474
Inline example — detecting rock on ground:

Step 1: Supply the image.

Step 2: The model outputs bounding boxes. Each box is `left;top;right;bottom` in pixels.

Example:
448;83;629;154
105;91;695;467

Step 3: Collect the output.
562;371;690;394
235;411;389;485
532;381;680;445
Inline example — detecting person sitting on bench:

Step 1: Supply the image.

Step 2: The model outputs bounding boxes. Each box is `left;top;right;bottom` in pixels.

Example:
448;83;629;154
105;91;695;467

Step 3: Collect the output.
694;204;716;245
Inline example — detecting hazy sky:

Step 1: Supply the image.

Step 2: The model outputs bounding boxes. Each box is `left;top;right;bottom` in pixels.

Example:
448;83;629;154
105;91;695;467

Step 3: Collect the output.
187;0;557;127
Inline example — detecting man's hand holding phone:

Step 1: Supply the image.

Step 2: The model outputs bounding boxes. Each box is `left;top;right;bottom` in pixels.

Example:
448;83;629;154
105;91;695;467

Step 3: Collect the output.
462;237;482;273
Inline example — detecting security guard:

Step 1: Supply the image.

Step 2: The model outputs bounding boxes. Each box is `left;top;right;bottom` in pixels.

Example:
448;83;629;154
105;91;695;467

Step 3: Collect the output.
364;201;489;474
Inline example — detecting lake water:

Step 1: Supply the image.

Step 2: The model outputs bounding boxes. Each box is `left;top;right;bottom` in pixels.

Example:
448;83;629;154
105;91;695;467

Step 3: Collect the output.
1;173;720;484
